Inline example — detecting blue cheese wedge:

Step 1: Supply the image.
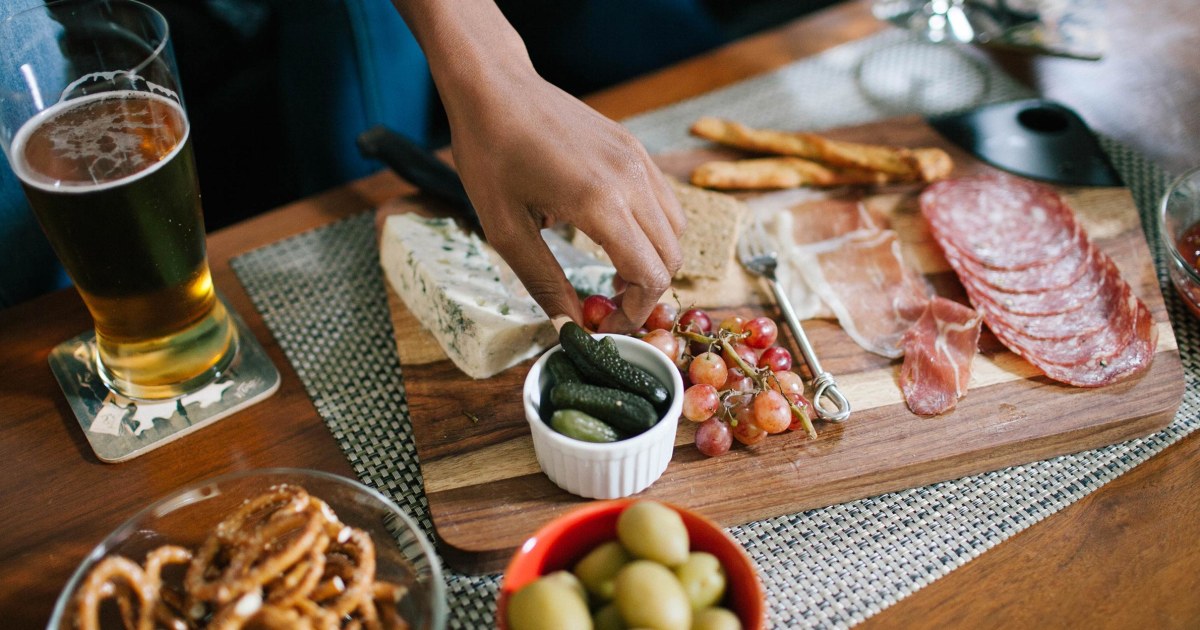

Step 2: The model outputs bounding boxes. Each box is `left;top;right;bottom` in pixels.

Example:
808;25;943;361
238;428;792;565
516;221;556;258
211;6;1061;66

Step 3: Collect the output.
380;214;560;379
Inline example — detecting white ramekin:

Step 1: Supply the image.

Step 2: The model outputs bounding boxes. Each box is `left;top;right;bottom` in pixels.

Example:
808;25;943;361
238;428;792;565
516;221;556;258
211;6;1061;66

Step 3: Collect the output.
523;333;683;499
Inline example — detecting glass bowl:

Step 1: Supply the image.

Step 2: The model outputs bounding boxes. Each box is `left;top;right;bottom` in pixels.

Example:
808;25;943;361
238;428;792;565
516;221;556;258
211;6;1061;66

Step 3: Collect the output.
1159;166;1200;318
47;468;446;629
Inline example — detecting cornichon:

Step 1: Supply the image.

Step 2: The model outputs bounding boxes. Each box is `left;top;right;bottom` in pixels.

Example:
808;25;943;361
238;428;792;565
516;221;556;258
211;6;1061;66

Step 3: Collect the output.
545;350;583;385
550;381;659;436
559;322;670;408
550;409;621;443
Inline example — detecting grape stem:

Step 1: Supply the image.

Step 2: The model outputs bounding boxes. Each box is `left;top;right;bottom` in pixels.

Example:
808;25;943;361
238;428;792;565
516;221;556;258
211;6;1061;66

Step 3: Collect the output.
717;337;817;440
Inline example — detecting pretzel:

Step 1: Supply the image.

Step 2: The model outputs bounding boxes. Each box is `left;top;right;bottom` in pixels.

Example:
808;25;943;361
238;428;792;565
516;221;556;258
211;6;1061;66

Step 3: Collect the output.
76;485;410;629
75;556;154;630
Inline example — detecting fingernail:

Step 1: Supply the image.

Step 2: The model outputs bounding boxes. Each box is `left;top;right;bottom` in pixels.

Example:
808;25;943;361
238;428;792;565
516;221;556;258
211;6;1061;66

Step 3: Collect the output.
550;315;572;332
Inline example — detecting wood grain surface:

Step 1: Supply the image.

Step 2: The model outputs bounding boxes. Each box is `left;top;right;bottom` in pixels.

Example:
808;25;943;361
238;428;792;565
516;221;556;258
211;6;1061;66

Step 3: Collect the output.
380;116;1184;573
2;1;1197;627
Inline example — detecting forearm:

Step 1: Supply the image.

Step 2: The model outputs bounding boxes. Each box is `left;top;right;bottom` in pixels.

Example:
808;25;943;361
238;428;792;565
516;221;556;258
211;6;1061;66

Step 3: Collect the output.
390;0;533;120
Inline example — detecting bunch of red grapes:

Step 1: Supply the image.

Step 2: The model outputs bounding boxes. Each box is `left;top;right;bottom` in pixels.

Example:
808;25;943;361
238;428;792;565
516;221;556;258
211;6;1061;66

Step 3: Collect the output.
582;296;815;457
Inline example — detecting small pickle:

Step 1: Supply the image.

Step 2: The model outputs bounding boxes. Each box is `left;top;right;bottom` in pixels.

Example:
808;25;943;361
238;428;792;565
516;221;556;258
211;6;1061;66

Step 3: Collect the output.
691;607;742;630
614;560;692;630
617;501;689;567
551;409;621;443
574;540;632;601
507;575;592;630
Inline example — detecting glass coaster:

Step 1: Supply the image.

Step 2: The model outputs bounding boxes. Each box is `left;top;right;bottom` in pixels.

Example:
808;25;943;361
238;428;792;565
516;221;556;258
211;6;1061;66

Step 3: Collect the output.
48;305;280;463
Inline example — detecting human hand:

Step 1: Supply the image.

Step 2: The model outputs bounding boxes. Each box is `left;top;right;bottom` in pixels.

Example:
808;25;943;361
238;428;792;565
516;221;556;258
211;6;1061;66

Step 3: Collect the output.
392;0;684;331
444;71;684;332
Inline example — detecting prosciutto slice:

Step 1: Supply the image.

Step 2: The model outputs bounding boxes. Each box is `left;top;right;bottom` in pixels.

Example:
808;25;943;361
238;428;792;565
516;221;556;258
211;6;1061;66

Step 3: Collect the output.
921;174;1156;388
901;297;983;415
801;229;930;358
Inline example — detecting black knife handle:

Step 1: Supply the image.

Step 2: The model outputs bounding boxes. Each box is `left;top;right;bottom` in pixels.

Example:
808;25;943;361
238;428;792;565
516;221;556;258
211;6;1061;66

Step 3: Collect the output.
356;125;482;229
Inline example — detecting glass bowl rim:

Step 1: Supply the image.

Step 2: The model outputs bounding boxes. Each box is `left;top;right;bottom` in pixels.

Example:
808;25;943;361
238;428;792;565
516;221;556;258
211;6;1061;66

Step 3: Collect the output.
1158;165;1200;286
46;467;447;630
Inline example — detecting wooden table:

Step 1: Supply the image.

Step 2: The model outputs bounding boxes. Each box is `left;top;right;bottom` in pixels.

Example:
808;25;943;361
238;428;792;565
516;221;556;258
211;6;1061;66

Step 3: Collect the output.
2;1;1196;627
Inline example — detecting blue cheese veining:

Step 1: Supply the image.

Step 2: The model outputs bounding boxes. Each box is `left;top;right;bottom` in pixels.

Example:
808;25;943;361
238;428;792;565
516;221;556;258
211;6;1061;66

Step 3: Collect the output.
380;214;558;379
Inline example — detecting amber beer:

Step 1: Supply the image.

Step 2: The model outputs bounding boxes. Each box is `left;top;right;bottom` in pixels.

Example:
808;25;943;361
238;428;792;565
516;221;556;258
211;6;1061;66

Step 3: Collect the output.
11;90;235;399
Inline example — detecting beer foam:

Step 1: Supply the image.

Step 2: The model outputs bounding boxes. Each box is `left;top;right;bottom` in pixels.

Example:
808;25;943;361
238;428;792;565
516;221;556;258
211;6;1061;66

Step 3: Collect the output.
10;89;190;193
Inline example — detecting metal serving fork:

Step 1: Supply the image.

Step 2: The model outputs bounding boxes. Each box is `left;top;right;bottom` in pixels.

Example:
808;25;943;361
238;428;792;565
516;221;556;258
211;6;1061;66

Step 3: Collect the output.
737;212;851;423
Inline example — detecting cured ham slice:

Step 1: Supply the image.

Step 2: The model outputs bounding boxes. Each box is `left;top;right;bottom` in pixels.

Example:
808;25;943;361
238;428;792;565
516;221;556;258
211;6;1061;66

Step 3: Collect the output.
900;297;983;415
801;229;930;358
758;190;885;321
921;174;1156;388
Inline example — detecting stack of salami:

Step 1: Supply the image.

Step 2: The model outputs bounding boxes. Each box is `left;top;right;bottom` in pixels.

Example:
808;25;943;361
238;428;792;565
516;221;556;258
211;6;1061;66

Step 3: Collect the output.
920;174;1157;387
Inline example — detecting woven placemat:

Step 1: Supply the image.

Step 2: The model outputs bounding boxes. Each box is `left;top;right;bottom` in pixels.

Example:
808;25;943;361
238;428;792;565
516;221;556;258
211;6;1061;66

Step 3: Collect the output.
231;30;1196;629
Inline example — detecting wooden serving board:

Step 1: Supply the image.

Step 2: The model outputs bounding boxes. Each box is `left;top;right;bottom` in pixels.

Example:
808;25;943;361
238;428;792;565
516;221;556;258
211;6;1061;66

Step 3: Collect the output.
375;116;1184;573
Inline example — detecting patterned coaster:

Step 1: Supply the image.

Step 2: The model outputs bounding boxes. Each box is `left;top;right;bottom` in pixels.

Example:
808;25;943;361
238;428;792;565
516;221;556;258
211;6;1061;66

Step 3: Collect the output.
48;302;280;463
231;30;1196;629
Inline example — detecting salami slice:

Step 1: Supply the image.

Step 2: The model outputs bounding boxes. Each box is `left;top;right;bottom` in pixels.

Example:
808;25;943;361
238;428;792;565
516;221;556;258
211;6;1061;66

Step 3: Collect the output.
940;224;1091;294
921;174;1156;388
955;245;1104;316
921;174;1080;270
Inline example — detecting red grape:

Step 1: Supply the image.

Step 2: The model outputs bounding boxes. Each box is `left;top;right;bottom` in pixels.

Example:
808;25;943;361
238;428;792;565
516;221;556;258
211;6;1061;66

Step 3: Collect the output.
757;346;792;372
725;367;754;393
721;341;758;371
729;397;766;445
641;328;678;361
771;370;805;404
731;417;766;445
718;316;746;334
744;317;778;349
688;352;729;388
645;302;678;331
753;389;791;434
678;308;712;334
582;294;617;330
683;384;720;422
694;418;732;457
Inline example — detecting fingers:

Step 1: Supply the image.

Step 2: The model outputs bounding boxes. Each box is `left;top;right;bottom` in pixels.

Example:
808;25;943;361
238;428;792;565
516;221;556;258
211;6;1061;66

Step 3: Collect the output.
580;209;674;333
646;159;687;238
479;206;583;325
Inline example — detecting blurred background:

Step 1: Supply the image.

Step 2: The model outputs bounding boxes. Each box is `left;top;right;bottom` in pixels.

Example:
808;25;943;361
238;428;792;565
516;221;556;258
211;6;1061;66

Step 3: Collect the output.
0;0;838;307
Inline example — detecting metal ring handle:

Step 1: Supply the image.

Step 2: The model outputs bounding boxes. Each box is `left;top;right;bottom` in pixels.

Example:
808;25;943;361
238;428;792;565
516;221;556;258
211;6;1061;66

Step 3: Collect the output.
812;372;851;423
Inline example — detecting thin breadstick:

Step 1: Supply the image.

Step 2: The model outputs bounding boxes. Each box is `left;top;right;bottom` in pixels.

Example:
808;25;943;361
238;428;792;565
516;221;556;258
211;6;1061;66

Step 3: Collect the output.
689;117;953;182
690;157;888;190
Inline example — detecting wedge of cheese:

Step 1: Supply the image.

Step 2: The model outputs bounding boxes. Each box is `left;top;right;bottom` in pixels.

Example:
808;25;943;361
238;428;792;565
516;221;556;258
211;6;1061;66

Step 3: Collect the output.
380;214;557;379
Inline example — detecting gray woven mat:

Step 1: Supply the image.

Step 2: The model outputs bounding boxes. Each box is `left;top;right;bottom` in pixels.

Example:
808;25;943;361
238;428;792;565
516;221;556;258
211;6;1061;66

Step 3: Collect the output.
230;30;1197;629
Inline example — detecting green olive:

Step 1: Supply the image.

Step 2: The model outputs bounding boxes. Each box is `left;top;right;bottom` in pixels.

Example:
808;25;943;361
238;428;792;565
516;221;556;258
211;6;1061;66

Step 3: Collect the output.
543;570;588;604
507;575;593;630
614;560;692;630
593;603;627;630
674;552;727;611
616;501;689;567
574;540;632;601
691;607;742;630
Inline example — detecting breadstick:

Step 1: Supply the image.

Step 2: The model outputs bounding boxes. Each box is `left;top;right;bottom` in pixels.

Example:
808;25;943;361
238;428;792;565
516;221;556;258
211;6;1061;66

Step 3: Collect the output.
689;117;953;182
690;157;888;190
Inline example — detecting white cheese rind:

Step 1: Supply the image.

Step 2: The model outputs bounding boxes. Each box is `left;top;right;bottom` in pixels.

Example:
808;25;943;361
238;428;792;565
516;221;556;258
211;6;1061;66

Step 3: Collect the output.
380;214;556;379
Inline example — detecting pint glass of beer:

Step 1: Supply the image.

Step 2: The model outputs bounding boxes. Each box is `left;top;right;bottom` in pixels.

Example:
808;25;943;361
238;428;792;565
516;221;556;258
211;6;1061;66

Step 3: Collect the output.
0;0;236;400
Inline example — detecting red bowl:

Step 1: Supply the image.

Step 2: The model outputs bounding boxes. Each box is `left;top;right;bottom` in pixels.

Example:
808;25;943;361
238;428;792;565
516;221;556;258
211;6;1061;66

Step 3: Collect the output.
497;499;766;630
